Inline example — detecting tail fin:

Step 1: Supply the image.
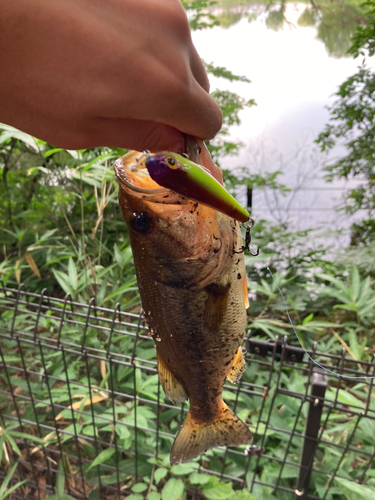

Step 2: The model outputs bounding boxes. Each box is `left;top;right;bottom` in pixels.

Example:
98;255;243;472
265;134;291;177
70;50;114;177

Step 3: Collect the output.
170;401;252;464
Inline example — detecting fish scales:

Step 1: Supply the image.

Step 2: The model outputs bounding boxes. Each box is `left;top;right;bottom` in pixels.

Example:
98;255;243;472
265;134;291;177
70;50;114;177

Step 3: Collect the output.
137;221;246;415
114;149;253;464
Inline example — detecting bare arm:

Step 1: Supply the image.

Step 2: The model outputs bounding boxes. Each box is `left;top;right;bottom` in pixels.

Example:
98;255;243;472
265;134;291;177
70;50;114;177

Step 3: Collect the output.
0;0;222;151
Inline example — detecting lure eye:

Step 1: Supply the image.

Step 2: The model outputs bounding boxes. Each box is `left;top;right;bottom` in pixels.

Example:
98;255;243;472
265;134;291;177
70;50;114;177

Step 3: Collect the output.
166;156;177;169
129;212;153;234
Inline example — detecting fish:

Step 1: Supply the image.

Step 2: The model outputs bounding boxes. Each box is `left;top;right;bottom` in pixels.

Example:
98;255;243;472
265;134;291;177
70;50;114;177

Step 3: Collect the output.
113;147;253;464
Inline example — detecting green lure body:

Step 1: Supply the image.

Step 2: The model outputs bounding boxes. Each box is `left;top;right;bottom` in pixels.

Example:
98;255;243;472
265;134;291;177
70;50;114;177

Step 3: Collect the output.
145;152;250;223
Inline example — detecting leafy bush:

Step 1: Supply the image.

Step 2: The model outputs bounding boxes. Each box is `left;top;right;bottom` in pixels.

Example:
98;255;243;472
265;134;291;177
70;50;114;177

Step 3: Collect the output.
2;2;375;499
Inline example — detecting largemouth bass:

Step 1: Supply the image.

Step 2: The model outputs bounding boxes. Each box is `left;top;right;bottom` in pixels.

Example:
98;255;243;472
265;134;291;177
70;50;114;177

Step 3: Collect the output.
114;148;252;464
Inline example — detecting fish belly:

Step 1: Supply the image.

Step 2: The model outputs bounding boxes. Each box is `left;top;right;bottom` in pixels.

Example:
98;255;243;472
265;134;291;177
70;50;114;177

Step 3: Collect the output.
137;264;252;463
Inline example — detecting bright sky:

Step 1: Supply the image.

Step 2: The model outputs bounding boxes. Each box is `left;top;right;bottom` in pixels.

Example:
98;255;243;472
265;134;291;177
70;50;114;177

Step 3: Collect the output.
192;4;374;238
192;4;375;165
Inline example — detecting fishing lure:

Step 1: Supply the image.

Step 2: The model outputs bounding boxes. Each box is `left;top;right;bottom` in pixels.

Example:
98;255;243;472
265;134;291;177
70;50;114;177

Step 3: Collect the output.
145;152;251;223
234;219;259;257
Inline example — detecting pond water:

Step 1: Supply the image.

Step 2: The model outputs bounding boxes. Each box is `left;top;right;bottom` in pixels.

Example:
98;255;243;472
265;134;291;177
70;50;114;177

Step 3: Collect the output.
191;0;374;246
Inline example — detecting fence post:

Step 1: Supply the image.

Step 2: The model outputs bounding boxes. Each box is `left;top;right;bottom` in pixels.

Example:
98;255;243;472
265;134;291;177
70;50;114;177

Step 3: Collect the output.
295;369;327;499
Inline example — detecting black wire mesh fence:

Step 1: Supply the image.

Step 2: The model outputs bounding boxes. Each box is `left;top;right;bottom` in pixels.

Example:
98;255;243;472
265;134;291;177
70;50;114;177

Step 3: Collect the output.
0;285;375;499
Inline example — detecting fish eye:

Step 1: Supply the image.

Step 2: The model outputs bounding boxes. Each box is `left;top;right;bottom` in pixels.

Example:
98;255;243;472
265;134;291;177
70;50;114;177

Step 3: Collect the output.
129;212;153;234
166;156;177;169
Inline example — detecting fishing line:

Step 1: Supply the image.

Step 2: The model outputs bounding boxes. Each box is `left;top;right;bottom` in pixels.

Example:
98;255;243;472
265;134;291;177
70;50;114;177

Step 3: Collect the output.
228;221;375;380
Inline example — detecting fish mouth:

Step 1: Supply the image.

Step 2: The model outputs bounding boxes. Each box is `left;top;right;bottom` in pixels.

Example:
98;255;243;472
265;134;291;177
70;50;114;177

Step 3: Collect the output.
114;151;167;195
114;150;189;205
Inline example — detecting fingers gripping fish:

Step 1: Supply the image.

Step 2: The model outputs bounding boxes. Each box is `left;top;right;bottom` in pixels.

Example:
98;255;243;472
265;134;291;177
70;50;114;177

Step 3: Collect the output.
114;144;253;464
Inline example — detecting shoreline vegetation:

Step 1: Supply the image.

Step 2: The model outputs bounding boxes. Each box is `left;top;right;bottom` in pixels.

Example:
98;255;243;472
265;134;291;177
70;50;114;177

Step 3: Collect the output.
1;0;375;498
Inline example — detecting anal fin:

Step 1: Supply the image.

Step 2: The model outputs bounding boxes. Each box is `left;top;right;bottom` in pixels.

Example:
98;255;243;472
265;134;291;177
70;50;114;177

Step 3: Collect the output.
157;352;187;404
227;347;246;384
170;400;252;464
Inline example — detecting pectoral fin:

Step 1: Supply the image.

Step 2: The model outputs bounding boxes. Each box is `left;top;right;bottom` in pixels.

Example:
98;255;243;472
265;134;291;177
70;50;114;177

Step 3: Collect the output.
242;274;249;309
157;352;187;404
204;283;230;331
227;347;246;384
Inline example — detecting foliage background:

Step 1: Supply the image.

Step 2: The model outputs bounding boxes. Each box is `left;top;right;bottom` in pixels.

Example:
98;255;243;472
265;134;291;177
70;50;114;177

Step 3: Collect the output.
1;0;375;499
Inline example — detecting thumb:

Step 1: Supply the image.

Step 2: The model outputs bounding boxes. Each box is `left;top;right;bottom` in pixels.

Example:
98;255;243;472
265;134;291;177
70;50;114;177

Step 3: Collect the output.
80;117;185;152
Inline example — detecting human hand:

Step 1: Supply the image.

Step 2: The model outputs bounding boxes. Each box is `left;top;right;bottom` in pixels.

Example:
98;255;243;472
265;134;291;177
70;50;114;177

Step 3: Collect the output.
0;0;222;151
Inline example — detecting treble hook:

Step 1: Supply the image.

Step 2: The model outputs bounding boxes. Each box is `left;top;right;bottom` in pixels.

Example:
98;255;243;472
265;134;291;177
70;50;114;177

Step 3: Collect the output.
177;147;190;160
131;150;152;172
140;150;151;162
234;218;259;256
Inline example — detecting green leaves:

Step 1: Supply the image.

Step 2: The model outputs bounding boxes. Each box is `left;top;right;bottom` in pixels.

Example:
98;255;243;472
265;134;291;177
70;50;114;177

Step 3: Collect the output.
154;468;169;484
131;483;148;493
205;62;250;83
86;448;115;471
349;2;375;58
113;243;133;270
198;476;236;500
161;478;184;500
0;421;45;463
43;460;77;500
1;2;375;497
231;492;259;500
55;460;66;496
0;462;26;500
0;124;39;151
315;266;375;323
189;472;212;485
52;269;75;297
171;463;197;475
148;493;161;500
68;257;77;291
316;62;375;238
202;482;234;500
181;1;220;31
0;121;134;304
335;477;375;500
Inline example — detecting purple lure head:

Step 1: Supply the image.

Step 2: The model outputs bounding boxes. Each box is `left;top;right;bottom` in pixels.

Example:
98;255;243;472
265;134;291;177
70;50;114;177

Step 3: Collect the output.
145;155;169;184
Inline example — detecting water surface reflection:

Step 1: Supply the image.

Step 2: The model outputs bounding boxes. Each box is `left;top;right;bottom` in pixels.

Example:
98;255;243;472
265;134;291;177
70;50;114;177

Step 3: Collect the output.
192;1;374;246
